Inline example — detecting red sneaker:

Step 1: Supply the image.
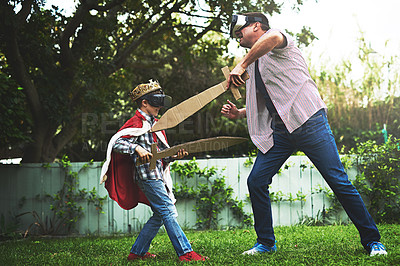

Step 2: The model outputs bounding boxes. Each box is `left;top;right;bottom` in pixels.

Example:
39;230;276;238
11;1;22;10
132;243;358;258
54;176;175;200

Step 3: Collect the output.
179;251;208;262
127;252;156;261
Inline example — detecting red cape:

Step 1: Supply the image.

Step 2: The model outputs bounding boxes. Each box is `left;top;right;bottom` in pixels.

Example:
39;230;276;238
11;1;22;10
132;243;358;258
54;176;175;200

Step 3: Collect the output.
104;110;167;210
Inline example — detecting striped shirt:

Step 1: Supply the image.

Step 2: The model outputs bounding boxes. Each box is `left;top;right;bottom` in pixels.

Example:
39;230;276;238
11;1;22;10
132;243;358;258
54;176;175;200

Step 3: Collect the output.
246;29;327;154
113;109;172;180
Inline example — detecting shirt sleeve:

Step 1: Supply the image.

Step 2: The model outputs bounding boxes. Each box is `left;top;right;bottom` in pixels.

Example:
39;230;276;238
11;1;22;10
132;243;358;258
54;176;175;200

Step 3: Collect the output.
270;29;293;52
113;137;138;155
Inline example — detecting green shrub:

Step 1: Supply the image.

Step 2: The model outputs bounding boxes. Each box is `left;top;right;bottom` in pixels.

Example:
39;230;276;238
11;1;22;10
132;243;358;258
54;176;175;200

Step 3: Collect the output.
350;136;400;223
171;158;253;229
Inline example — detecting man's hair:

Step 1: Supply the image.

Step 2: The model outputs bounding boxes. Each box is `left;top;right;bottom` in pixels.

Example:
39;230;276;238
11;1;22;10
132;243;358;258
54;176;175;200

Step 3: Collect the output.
243;12;270;31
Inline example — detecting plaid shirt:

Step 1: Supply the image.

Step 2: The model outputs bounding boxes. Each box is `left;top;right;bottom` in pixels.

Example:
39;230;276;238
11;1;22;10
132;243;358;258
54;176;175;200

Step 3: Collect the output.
113;109;171;180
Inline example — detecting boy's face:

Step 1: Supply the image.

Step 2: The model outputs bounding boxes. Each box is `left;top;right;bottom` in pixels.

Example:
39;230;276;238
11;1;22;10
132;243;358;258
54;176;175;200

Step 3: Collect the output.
141;99;161;117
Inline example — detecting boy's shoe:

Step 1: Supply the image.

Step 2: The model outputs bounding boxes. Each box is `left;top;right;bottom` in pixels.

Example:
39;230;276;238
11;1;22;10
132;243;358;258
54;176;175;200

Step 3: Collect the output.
242;242;277;255
179;251;208;261
368;242;387;256
127;252;156;261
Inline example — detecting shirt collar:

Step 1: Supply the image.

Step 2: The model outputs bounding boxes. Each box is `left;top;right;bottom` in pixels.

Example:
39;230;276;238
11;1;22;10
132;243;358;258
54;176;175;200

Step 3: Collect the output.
138;109;155;125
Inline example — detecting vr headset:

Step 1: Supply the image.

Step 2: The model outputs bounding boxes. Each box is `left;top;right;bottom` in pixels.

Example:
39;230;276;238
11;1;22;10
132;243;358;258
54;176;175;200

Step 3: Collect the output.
230;14;264;38
141;91;172;108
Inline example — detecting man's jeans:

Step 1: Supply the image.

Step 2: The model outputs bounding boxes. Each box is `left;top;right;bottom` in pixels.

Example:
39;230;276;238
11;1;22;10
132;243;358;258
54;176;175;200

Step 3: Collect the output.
130;179;192;256
248;109;380;250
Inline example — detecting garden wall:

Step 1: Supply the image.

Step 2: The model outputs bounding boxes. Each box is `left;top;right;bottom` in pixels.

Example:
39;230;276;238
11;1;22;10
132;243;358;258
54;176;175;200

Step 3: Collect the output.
0;156;355;235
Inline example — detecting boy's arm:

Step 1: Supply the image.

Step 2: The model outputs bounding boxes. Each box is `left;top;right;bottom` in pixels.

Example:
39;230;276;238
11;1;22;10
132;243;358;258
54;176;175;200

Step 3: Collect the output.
135;145;153;164
163;149;188;164
113;137;154;164
113;137;138;155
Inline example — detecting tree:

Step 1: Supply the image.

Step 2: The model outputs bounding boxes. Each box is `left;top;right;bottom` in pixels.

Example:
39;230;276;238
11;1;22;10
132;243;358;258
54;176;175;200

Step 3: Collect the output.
0;0;308;162
0;57;32;157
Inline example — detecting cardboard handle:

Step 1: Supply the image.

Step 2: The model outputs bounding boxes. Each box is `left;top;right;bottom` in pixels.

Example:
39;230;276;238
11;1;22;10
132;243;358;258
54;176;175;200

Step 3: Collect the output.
135;143;158;169
221;66;249;100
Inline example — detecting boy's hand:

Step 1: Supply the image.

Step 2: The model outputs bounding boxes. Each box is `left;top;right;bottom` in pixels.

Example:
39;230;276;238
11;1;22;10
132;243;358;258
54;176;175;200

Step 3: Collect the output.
173;149;188;160
135;145;153;164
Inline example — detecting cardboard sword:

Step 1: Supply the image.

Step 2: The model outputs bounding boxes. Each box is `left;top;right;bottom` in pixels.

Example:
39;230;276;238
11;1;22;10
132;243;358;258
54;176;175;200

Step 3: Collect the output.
137;136;247;169
150;66;249;132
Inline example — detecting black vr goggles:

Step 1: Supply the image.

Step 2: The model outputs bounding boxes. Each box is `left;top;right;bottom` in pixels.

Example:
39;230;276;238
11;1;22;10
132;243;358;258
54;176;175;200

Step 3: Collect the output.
141;91;172;108
230;15;264;38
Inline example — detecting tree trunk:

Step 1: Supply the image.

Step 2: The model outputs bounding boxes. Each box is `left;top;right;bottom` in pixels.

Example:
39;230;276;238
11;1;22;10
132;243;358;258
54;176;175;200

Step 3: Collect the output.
22;119;79;163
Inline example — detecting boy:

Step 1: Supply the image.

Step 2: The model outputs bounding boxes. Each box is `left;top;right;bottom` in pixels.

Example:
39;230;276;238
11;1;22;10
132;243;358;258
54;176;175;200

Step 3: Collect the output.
100;80;207;261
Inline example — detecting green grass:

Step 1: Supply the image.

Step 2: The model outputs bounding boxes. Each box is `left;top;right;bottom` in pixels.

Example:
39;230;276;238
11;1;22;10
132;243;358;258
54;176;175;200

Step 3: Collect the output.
1;224;399;265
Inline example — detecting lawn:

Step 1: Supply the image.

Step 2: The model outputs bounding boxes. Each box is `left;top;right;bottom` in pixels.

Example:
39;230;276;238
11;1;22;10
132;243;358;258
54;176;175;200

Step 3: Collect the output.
1;224;399;265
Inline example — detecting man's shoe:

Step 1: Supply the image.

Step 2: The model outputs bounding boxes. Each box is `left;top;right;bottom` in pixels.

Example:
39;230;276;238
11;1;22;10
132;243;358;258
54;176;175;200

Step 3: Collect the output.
179;251;208;261
242;242;277;255
368;242;387;256
127;252;156;261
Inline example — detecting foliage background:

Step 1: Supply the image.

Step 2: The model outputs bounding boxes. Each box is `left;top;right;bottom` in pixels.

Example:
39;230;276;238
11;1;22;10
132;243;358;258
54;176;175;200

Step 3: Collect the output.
0;0;399;162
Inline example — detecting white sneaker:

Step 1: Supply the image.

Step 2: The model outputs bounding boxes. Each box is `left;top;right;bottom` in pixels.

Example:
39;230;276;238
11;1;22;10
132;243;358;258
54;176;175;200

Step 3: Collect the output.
242;242;277;255
368;242;387;256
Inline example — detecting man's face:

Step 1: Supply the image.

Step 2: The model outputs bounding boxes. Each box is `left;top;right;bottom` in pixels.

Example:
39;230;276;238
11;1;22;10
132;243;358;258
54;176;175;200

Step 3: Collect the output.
235;23;255;49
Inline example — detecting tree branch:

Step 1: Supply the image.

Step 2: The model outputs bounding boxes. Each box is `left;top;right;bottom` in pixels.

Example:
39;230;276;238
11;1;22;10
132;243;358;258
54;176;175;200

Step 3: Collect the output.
60;0;127;72
59;0;97;69
0;2;44;128
93;0;126;12
156;14;220;57
108;0;188;75
0;1;50;162
176;10;216;20
16;0;34;24
52;120;80;157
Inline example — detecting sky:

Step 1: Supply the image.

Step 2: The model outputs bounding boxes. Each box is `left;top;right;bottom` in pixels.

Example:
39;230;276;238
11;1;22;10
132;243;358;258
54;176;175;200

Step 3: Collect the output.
225;0;400;87
272;0;400;65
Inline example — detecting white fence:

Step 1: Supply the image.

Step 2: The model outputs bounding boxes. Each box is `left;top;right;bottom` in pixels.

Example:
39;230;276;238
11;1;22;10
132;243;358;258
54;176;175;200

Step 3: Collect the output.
0;156;354;235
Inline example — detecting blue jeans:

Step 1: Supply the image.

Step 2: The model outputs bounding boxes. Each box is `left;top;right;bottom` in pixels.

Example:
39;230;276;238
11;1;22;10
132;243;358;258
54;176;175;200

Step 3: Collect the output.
248;109;380;250
130;179;192;256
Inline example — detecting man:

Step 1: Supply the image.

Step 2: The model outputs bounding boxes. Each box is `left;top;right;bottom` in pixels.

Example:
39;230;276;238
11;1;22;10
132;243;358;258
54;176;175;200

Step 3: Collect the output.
221;12;387;256
100;80;207;262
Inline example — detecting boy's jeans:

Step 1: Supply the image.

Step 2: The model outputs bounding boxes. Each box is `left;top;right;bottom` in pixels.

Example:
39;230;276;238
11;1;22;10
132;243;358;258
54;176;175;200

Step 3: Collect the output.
130;179;192;256
248;109;380;250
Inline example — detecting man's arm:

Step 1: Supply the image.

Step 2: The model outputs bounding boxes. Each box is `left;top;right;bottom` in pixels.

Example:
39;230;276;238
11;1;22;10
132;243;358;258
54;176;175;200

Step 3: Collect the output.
229;30;286;87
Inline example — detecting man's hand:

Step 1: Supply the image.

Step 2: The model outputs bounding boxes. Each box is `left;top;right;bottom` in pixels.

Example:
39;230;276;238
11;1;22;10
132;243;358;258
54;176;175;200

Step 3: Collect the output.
221;100;242;119
227;64;246;88
135;145;153;164
173;149;188;160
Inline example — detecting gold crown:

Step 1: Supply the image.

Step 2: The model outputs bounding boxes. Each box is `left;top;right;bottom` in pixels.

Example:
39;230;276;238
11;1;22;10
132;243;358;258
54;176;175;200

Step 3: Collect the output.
129;80;162;101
